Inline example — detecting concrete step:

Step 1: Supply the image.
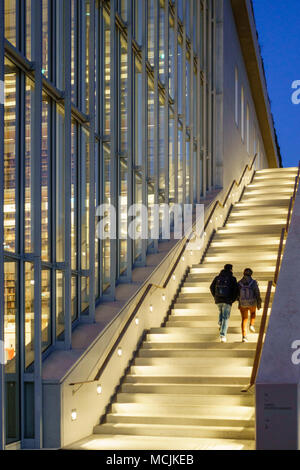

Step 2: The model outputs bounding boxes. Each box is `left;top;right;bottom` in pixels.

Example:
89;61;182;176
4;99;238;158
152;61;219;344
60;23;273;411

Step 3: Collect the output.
106;413;255;428
138;348;255;358
121;382;252;394
124;374;250;385
142;341;256;350
129;365;252;378
133;357;254;367
115;393;255;407
94;423;255;440
66;434;255;450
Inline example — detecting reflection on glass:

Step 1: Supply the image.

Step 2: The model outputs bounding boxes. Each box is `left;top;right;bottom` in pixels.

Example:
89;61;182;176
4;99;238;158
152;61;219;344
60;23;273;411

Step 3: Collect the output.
159;3;165;83
159;100;165;191
56;271;65;340
42;269;51;351
120;0;127;22
134;173;142;261
169;17;175;99
81;129;90;270
186;59;191;127
26;0;32;60
71;121;77;271
119;157;128;276
148;84;155;177
41;94;50;261
148;0;154;66
71;0;77;103
42;0;49;77
104;10;111;134
4;262;17;373
178;43;183;116
4;261;19;444
56;106;65;262
178;125;183;204
134;0;143;45
85;0;90;113
25;78;34;253
4;58;16;253
103;144;111;291
120;36;128;152
71;276;77;322
134;57;142;166
186;140;190;203
4;0;16;46
81;277;89;312
25;263;34;370
169;109;175;201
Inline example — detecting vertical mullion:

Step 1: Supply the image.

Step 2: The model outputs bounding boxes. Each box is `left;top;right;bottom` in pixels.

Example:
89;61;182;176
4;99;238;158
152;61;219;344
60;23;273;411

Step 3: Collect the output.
127;0;133;276
110;0;117;297
64;0;72;347
196;0;202;201
88;0;96;320
141;0;147;265
213;0;217;187
32;0;43;449
0;0;5;451
202;0;207;198
153;0;159;252
174;1;178;204
207;1;212;190
189;0;194;204
164;0;169;205
182;1;186;205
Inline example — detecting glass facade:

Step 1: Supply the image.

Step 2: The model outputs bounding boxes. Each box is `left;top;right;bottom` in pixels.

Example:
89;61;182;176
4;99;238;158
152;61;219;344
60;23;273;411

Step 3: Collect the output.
0;0;217;446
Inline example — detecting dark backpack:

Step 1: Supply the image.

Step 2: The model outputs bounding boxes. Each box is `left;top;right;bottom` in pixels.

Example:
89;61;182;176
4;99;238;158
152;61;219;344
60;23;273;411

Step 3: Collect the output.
215;275;231;298
239;280;256;304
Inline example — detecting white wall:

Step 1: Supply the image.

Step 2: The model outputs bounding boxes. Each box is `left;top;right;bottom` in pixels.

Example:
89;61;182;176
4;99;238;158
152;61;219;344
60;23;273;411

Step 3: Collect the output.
221;0;269;192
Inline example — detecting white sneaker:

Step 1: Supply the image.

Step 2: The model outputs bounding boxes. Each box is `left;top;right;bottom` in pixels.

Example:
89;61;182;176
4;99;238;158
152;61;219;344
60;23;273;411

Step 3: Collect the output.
249;325;255;333
220;336;227;343
242;336;249;343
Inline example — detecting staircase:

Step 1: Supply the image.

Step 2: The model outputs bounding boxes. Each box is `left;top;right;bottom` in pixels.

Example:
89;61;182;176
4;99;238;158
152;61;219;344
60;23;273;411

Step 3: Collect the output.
70;168;298;450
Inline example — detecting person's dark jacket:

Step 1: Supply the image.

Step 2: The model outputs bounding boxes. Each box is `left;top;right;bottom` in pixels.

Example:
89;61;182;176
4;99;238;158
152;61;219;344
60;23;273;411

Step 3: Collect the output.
210;269;239;305
238;275;262;309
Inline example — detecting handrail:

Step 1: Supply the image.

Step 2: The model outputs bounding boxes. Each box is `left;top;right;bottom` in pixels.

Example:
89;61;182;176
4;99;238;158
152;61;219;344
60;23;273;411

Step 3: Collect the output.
242;281;273;393
204;154;257;231
243;160;300;392
69;154;258;389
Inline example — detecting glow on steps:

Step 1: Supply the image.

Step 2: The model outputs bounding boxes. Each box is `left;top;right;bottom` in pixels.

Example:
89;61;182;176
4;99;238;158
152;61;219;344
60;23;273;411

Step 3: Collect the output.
67;168;295;450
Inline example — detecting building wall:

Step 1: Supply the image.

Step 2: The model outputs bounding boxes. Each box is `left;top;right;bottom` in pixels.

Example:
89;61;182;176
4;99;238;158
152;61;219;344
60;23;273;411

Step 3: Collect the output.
222;0;269;192
0;0;278;449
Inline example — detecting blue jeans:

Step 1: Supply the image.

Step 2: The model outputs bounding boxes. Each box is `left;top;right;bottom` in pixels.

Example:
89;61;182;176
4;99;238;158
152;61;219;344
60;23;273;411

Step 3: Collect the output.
217;303;232;338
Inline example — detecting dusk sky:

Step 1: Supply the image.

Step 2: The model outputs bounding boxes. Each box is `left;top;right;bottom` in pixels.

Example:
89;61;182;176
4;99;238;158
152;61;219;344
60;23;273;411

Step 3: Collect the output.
252;0;300;168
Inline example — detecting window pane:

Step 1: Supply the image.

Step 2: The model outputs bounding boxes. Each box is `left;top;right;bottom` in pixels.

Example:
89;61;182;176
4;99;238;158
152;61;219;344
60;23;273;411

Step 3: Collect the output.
71;276;78;322
81;129;90;270
119;157;127;276
4;0;16;46
120;36;128;153
4;58;17;253
42;0;49;77
42;269;51;351
26;0;32;60
104;10;111;134
103;144;111;291
41;94;50;262
81;277;89;312
56;106;65;262
147;0;154;67
71;121;77;271
56;271;65;340
4;262;17;373
25;77;34;253
25;263;34;370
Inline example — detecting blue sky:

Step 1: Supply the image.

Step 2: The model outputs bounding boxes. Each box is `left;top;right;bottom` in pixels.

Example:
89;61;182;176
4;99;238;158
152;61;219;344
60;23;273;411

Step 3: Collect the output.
252;0;300;168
